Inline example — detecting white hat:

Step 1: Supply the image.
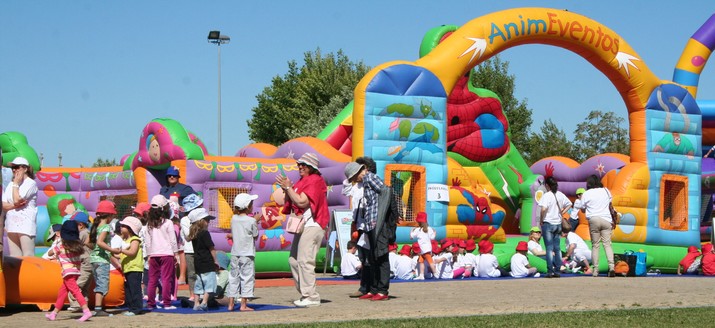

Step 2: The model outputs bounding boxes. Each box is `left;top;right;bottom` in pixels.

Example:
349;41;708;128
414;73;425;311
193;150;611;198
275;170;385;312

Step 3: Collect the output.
296;153;320;171
151;194;168;208
234;193;258;209
10;156;29;166
188;208;215;223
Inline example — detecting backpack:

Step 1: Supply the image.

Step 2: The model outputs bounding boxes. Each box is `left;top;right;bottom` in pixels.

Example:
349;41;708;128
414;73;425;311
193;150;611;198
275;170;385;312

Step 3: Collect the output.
614;260;629;276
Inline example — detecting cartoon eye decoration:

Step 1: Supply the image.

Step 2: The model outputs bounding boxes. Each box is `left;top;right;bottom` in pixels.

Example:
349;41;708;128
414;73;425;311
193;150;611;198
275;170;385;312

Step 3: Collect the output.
481;207;488;214
475;205;480;213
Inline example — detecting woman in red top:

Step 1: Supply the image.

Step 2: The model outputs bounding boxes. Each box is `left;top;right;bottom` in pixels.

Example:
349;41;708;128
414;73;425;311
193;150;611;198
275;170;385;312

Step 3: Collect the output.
276;153;329;308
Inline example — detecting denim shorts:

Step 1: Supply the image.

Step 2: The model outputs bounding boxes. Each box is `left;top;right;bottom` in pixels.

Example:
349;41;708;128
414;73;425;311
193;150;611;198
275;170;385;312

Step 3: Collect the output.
194;271;217;295
91;262;110;294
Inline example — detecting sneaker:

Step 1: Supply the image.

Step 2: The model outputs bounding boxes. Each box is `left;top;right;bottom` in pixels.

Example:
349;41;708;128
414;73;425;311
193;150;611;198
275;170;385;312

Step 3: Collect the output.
572;266;582;273
294;299;320;308
592;270;599;277
553;273;561;278
608;270;616;278
92;310;113;317
45;312;57;321
123;311;136;316
370;293;388;301
193;303;201;311
534;272;541;278
78;310;93;322
199;303;208;312
163;305;178;310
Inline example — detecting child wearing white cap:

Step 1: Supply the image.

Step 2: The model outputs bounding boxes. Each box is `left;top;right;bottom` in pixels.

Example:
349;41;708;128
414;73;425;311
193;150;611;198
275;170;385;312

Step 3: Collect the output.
226;193;259;311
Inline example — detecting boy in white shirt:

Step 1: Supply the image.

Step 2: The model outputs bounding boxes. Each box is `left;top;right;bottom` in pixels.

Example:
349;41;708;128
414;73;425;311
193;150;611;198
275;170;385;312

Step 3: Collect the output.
561;228;593;275
476;240;507;278
387;243;399;279
393;245;416;280
341;241;362;280
462;239;480;277
510;241;539;278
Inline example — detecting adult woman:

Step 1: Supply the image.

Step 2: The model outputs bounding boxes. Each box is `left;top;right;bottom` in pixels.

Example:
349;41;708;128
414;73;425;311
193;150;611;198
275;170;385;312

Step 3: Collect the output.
537;177;572;278
580;174;615;277
276;153;329;308
2;157;39;257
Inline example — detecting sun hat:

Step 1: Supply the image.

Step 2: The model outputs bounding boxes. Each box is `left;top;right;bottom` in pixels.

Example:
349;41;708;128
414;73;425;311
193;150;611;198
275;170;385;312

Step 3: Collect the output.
151;194;169;208
96;200;117;214
687;246;700;253
296;153;320;171
47;224;62;242
412;242;421;254
457;240;467;249
388;243;398;252
530;226;542;233
188;208;215;223
216;251;230;270
478;240;494;254
399;245;412;256
441;239;453;250
60;220;80;241
166;166;180;177
182;194;203;212
576;188;586;195
133;202;151;216
344;162;364;181
516;241;528;252
465;239;476;252
234;193;258;209
415;212;427;223
9;156;29;166
121;216;143;236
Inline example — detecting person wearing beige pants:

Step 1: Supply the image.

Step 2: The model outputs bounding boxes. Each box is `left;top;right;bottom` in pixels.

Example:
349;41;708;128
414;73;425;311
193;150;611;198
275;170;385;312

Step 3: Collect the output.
588;216;615;275
288;226;324;304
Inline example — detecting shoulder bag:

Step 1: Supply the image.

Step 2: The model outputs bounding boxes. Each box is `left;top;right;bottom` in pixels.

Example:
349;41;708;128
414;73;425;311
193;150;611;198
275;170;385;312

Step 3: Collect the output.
554;192;571;231
285;213;305;234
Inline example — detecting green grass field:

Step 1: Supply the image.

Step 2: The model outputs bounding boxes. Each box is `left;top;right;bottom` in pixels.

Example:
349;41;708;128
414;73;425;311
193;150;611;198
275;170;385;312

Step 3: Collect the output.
229;306;713;328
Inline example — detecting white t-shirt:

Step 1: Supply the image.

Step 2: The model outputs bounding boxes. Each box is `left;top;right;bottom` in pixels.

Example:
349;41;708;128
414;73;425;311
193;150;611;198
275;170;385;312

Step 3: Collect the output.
581;187;613;222
565;232;592;261
570;199;583;220
3;178;38;236
477;253;501;278
389;252;399;276
527;240;544;256
410;227;435;254
463;253;480;275
340;252;361;276
434;252;454;279
180;216;193;253
538;191;572;225
393;255;416;280
510;252;530;278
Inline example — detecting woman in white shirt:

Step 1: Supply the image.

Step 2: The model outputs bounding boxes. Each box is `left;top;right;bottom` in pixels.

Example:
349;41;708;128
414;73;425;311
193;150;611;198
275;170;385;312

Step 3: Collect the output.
538;177;572;278
2;157;38;257
580;174;615;277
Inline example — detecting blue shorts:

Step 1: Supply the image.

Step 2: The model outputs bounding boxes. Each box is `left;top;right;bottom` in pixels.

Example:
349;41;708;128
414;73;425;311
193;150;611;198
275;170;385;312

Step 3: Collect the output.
194;271;217;295
91;262;110;294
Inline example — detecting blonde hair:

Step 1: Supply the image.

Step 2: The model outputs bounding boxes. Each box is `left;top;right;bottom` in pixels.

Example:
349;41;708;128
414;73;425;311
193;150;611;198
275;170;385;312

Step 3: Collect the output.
187;218;207;241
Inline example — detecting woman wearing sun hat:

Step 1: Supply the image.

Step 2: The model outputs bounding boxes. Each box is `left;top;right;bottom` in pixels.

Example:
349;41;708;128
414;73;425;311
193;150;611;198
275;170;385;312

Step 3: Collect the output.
2;156;39;257
276;153;329;308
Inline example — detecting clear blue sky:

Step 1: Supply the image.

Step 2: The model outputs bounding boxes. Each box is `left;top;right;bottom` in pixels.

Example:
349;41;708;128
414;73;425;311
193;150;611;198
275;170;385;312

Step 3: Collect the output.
2;1;714;167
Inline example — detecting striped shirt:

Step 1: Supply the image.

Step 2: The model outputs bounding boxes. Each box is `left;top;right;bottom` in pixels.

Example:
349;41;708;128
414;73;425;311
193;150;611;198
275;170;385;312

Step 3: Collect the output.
51;242;83;278
360;172;385;232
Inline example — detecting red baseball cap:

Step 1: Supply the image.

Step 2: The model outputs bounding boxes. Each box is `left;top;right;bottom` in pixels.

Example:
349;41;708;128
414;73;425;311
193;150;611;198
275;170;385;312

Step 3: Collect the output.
96;200;117;215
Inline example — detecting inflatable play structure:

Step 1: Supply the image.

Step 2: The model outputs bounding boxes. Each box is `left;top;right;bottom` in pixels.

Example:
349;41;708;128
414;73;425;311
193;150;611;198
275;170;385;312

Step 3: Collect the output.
3;7;715;308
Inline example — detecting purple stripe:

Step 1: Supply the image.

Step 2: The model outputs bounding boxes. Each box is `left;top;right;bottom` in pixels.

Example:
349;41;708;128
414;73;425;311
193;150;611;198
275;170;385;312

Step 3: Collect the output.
692;14;715;50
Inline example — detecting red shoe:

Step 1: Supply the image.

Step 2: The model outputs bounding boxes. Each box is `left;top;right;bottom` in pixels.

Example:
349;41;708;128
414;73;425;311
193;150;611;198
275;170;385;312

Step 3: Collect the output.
259;237;266;249
358;293;375;300
371;293;389;301
280;240;291;249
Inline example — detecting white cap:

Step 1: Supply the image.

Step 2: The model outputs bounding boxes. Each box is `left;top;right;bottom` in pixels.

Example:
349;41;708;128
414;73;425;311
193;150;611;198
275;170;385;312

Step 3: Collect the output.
188;208;215;223
10;156;29;166
233;193;258;209
151;194;168;208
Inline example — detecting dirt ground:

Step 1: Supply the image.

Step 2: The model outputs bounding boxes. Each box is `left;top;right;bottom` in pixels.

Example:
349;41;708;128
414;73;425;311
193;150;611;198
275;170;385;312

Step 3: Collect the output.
2;274;714;327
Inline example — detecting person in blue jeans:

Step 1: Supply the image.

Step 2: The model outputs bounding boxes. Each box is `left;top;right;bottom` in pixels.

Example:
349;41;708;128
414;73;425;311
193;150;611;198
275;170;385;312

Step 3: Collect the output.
538;177;572;278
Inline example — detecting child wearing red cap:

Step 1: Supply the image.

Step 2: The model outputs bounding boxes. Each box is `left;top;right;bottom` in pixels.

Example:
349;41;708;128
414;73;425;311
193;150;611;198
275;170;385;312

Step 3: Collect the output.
677;245;702;275
510;241;539;278
452;240;472;278
476;240;508;277
409;212;437;280
89;200;117;316
433;240;457;279
462;239;480;277
701;243;715;276
388;243;399;279
393;245;416;280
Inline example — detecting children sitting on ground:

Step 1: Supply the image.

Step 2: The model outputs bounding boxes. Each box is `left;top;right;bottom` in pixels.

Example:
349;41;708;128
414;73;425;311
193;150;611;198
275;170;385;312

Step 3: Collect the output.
462;239;479;277
393;245;416;280
388;243;399;279
409;212;437;280
678;245;702;275
433;240;456;279
453;240;472;278
341;241;362;280
527;227;546;258
477;240;508;277
701;243;715;276
510;241;539;278
561;227;593;275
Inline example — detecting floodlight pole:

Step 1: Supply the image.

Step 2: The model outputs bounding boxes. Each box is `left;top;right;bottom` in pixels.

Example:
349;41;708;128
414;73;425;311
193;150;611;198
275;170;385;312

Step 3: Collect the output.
208;31;230;156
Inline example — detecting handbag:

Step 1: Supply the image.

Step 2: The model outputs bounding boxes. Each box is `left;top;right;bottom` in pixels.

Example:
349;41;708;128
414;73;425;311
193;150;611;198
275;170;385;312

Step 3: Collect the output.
606;189;620;226
285;214;305;234
554;192;571;231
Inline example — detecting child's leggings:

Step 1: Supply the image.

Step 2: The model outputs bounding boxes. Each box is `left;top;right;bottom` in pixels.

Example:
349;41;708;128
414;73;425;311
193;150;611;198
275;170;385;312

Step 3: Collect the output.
55;275;86;311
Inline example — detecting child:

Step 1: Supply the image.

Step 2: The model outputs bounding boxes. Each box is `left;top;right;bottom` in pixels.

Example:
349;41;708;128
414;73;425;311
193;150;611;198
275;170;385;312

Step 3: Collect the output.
678;245;702;275
145;195;179;310
387;243;398;279
433;241;457;279
227;193;259;311
510;241;539;278
409;212;437;280
463;239;480;277
341;241;362;280
111;217;144;316
451;240;471;278
476;240;507;277
561;227;593;275
68;212;94;312
42;224;62;260
701;243;715;276
88;200;117;316
187;207;218;311
393;245;416;280
569;188;585;232
45;220;93;322
109;220;124;272
181;194;204;302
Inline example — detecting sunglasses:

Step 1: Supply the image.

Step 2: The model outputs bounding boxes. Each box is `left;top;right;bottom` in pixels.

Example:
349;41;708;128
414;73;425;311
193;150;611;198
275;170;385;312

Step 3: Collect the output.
167;175;179;178
297;163;308;168
11;165;24;170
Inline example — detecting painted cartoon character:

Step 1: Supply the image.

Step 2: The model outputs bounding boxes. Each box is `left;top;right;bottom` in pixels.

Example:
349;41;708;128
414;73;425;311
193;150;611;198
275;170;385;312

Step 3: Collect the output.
148;135;161;163
652;132;694;158
259;206;291;249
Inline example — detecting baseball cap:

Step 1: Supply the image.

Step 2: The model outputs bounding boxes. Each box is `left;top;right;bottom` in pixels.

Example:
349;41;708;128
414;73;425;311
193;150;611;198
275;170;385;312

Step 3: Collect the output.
151;194;169;208
188;208;215;223
47;224;62;242
233;193;258;209
10;156;30;166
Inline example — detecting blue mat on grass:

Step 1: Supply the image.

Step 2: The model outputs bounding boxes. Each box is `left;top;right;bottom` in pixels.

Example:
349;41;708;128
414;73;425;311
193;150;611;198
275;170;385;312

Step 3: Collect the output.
143;300;292;314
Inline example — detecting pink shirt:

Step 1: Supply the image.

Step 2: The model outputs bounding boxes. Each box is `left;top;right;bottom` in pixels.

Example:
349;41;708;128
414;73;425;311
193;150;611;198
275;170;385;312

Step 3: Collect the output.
51;242;82;278
144;219;178;257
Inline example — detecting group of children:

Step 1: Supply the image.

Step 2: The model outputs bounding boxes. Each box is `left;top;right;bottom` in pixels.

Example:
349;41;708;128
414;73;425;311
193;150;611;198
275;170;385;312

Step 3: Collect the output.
678;243;715;276
44;191;261;321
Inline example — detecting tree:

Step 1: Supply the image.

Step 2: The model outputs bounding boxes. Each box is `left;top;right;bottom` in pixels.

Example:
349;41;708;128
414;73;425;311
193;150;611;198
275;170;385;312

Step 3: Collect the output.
469;56;533;155
92;157;118;167
526;120;576;163
247;49;371;145
572;110;629;161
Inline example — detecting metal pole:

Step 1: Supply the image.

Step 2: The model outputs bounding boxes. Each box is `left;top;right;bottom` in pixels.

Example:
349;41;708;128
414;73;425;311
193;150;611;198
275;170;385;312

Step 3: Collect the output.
217;43;222;156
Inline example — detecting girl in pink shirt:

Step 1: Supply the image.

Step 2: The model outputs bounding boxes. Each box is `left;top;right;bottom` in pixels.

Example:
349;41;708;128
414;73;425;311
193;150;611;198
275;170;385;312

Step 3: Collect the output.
145;195;179;310
45;221;93;322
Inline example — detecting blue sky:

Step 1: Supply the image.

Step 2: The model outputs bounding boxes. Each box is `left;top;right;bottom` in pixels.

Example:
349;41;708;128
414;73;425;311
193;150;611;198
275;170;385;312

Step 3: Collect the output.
1;1;714;167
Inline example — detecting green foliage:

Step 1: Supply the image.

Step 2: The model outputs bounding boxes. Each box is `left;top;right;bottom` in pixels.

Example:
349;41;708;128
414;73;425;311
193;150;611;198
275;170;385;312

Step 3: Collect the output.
248;49;370;145
469;56;533;155
572;110;629;161
92;157;118;167
526;119;576;163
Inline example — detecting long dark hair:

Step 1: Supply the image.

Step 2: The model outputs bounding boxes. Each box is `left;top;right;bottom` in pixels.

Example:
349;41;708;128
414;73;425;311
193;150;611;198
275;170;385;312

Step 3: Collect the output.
586;174;603;190
545;176;559;194
147;204;170;230
89;213;111;244
62;239;85;256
